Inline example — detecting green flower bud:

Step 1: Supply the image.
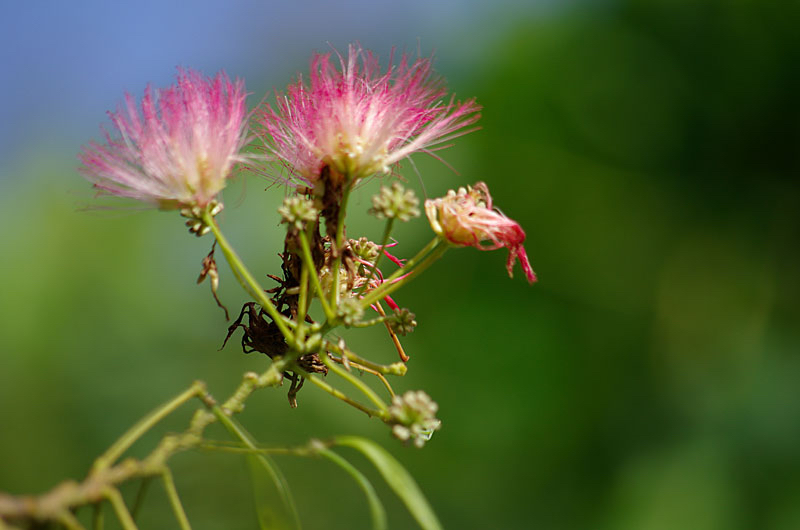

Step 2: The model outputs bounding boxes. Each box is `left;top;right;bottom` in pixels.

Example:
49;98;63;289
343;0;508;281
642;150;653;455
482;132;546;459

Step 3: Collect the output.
279;196;318;229
389;308;417;336
338;297;364;327
369;182;420;222
349;237;381;262
388;390;442;448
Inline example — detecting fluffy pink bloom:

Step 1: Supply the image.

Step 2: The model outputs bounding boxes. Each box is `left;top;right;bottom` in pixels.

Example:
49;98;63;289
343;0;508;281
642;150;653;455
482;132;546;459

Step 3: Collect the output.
425;182;537;284
254;44;481;185
79;69;248;209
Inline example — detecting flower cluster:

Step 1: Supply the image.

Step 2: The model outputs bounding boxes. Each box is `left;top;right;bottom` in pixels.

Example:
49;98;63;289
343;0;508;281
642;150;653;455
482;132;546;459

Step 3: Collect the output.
279;196;319;229
389;308;417;336
79;69;248;210
425;182;537;284
388;391;442;448
369;182;420;221
76;44;538;454
255;43;481;185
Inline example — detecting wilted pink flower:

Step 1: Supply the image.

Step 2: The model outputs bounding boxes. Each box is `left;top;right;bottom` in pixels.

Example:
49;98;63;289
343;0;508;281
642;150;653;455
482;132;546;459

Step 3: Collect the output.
255;44;481;185
79;69;248;209
425;182;537;284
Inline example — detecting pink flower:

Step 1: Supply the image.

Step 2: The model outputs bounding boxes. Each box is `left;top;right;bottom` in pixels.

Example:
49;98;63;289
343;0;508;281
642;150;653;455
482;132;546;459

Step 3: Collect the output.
254;44;481;186
425;182;537;284
79;69;248;209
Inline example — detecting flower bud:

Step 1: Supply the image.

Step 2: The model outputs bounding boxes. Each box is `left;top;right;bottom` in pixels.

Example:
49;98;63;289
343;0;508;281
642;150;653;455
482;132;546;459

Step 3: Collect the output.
389;308;417;336
349;237;381;262
337;297;365;327
388;390;442;448
369;182;420;222
279;196;319;229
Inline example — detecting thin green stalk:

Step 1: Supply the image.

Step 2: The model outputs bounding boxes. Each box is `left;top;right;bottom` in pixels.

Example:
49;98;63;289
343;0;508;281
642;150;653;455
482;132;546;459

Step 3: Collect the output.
104;489;137;530
93;382;204;472
302;371;387;419
161;468;192;530
346;315;389;328
130;477;152;522
57;511;86;530
202;210;294;343
296;263;309;343
329;182;353;309
198;441;317;457
324;340;407;376
360;239;447;309
92;502;104;530
356;218;395;296
319;353;387;412
297;230;334;320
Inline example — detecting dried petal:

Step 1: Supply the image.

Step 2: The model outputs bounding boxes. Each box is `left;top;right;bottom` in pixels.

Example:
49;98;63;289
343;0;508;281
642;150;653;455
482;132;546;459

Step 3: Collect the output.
425;182;537;283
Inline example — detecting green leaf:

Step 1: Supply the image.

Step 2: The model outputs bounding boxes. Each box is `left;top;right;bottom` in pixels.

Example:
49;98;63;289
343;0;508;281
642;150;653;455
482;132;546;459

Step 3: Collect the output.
213;410;301;529
246;453;302;530
317;447;387;530
334;436;442;530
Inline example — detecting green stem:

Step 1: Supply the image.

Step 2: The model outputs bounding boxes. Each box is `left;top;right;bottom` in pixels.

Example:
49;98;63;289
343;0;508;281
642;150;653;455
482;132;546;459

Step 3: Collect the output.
130;477;152;522
202;210;295;344
104;489;137;530
319;353;388;412
324;340;407;376
198;441;318;457
93;382;205;472
57;511;86;530
296;262;309;343
298;230;334;320
360;238;447;309
356;218;395;296
302;371;386;419
92;502;104;530
161;468;192;530
347;316;389;328
218;360;289;417
329;182;353;309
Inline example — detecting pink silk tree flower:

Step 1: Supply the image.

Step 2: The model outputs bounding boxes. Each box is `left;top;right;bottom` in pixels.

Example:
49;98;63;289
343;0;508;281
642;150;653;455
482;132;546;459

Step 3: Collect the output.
425;182;537;284
254;44;481;186
79;69;248;210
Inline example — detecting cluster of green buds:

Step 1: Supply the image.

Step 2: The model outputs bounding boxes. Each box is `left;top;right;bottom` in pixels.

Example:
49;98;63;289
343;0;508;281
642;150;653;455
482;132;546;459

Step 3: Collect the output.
387;391;442;448
181;200;223;236
279;195;319;230
369;182;420;221
337;296;365;327
389;308;417;336
350;237;381;262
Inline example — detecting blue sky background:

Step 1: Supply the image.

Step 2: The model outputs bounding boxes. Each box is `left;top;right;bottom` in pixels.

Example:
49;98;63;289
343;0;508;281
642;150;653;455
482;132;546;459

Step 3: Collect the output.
0;0;561;182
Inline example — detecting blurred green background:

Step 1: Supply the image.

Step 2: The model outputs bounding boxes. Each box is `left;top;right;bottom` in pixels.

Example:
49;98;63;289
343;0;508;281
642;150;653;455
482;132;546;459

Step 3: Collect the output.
2;1;799;528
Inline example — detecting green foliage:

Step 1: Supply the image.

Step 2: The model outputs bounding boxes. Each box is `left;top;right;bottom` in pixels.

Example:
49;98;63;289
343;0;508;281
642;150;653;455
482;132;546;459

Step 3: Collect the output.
247;454;301;530
335;436;442;530
2;1;800;528
317;447;387;530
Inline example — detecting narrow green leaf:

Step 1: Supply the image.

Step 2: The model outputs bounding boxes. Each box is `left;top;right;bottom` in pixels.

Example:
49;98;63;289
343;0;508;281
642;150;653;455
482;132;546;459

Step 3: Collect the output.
334;436;442;530
317;447;387;530
246;453;301;530
216;411;301;529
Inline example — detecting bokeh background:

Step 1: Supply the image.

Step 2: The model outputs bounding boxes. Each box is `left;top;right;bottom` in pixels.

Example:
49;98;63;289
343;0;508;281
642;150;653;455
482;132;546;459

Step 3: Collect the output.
2;1;799;528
